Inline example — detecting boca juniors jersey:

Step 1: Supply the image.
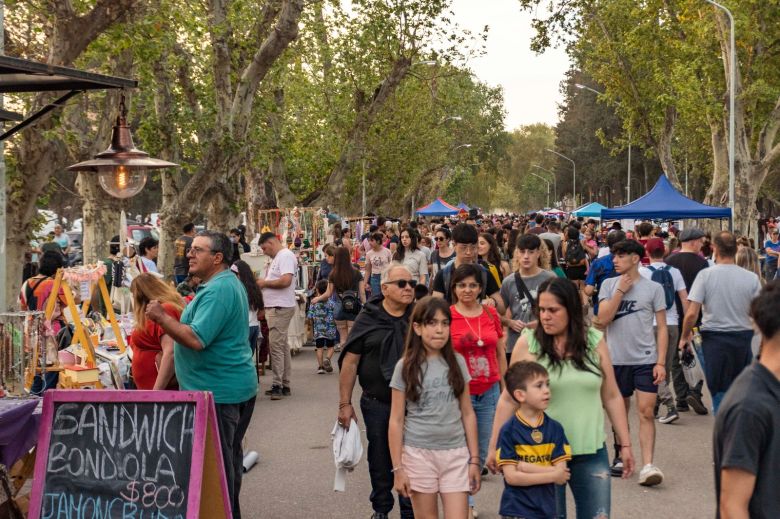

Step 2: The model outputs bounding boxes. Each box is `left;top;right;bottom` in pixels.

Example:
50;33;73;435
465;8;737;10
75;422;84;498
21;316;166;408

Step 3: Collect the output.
496;411;572;518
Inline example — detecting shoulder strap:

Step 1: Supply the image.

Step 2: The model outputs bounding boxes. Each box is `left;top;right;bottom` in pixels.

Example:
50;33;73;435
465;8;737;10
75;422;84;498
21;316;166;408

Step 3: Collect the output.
647;265;657;272
514;274;536;312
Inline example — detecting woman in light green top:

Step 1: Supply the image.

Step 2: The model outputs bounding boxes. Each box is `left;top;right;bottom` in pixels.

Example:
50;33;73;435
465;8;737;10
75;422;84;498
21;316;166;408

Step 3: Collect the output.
486;277;633;518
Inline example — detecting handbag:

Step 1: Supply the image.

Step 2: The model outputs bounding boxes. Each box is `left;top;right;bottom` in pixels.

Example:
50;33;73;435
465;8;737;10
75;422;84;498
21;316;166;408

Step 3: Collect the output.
514;273;537;314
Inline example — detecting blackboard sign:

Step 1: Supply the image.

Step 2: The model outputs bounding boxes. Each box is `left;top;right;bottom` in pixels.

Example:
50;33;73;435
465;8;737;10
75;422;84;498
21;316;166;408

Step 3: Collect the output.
29;390;230;519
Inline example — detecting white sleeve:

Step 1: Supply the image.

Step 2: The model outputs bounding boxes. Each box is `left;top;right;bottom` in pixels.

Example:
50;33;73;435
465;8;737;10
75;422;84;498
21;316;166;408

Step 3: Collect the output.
671;267;686;292
279;251;298;275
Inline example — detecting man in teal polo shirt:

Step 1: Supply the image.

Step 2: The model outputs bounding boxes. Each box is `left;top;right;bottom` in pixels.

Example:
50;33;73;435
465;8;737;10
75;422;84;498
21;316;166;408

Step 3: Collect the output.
147;230;257;519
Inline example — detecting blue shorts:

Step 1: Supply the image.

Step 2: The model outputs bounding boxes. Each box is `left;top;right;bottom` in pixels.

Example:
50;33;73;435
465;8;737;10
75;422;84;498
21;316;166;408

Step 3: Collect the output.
613;364;657;397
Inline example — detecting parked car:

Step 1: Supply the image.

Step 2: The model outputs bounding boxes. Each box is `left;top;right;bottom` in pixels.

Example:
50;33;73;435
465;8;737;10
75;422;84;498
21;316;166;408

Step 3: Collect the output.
127;225;159;244
66;231;83;266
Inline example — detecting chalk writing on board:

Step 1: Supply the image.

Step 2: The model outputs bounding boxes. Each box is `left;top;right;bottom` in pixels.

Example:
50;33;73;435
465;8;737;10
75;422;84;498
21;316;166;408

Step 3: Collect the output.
41;402;195;519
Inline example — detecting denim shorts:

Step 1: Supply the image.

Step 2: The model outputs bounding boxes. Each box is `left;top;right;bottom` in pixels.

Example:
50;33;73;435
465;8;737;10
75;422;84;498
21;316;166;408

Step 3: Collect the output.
613;364;657;397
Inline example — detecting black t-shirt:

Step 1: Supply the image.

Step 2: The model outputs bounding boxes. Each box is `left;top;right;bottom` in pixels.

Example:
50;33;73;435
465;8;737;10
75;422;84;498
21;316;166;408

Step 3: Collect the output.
431;261;500;303
352;304;408;403
430;250;456;271
664;251;709;292
173;235;193;275
713;363;780;519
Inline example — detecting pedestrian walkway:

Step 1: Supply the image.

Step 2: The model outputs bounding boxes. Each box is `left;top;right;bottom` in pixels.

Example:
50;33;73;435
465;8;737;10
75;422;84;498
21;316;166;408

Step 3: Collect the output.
240;347;716;518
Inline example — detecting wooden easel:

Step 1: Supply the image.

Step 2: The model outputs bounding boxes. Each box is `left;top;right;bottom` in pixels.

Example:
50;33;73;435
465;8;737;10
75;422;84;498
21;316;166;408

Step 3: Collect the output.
33;268;126;374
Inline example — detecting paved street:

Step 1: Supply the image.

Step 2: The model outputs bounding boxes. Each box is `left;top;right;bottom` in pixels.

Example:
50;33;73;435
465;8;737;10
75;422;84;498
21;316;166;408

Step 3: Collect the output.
241;347;716;518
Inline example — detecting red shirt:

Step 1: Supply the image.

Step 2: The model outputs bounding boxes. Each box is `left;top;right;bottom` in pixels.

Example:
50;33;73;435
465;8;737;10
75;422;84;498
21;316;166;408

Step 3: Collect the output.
130;302;181;390
450;304;503;395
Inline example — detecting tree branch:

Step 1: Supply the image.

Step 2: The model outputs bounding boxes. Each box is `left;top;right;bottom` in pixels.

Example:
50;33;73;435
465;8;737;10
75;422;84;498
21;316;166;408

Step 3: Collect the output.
207;0;234;131
758;95;780;159
230;0;304;137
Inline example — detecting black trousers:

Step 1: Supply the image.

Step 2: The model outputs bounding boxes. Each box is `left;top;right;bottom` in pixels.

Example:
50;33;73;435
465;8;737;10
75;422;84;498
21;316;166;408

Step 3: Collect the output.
215;396;257;519
360;394;414;518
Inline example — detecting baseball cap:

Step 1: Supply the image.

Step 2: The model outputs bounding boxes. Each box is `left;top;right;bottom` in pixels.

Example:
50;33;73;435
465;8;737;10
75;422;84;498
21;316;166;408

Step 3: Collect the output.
645;238;665;257
679;228;706;242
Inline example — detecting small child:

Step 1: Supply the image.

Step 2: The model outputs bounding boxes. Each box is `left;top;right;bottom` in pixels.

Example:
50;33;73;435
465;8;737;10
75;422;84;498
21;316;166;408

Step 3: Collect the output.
496;361;571;519
388;296;481;518
307;279;337;374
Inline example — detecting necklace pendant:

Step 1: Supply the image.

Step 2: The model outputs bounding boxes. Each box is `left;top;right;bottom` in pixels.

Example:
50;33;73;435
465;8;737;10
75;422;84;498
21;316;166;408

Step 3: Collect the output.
477;339;484;347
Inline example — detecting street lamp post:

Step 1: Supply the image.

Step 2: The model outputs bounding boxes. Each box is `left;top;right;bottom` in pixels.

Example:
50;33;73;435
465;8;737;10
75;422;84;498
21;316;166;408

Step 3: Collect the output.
575;83;633;202
529;171;551;207
532;164;557;204
545;149;576;206
704;0;736;214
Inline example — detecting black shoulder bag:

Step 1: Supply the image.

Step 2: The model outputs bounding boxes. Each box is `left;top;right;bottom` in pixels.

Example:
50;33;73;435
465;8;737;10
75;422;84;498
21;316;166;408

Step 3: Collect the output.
514;274;536;314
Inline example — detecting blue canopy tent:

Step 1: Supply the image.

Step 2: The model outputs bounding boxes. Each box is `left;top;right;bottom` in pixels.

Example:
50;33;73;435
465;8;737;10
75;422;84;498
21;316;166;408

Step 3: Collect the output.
457;202;470;211
572;202;607;218
416;197;459;216
601;175;732;223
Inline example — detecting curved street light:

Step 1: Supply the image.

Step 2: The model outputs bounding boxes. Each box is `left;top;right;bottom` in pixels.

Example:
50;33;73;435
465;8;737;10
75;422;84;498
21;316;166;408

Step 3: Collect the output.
574;83;633;202
532;164;557;204
545;148;576;206
704;0;735;216
529;171;551;207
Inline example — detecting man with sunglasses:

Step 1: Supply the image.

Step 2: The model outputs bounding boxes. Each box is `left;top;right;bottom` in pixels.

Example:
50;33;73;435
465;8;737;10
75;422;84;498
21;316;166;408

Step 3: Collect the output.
337;263;417;519
146;230;257;519
430;223;505;313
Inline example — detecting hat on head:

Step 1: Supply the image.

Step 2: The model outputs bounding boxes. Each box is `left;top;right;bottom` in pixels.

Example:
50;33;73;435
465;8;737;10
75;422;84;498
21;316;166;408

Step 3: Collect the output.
645;238;666;257
679;228;705;242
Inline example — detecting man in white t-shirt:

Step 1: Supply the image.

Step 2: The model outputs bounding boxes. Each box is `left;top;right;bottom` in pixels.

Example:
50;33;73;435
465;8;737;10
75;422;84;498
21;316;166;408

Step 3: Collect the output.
639;238;689;425
258;232;299;400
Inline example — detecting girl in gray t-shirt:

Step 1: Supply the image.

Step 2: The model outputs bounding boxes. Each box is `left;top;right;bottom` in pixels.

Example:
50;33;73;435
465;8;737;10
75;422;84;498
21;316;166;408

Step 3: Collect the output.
388;297;481;515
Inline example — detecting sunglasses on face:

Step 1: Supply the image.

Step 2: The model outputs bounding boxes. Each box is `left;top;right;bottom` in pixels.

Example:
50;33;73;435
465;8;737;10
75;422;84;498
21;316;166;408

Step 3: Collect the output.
383;279;417;289
435;237;447;241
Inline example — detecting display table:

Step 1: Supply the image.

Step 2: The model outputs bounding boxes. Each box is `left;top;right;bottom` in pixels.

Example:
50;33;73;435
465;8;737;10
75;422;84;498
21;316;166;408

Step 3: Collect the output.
0;398;41;470
288;292;308;355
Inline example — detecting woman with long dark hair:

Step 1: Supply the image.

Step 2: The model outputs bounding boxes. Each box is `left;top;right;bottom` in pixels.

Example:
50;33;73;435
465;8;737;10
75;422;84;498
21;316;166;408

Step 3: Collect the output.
388;297;480;518
311;247;366;350
232;260;264;354
478;232;510;282
487;277;634;518
394;229;428;285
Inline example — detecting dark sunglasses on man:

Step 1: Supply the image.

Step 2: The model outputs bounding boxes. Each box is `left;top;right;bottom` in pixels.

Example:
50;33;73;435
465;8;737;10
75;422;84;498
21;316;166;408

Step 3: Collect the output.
383;279;418;289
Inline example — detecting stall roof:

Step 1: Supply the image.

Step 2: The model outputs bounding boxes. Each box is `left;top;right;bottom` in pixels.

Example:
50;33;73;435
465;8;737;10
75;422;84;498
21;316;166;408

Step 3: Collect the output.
601;175;731;220
0;55;137;141
416;198;459;216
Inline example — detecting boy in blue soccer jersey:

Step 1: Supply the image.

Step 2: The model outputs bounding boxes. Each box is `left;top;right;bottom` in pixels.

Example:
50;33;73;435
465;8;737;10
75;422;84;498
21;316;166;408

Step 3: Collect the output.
496;361;572;519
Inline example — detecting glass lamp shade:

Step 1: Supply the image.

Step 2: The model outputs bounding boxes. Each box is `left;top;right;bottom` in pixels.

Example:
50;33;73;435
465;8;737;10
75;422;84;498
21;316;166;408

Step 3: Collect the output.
97;165;147;199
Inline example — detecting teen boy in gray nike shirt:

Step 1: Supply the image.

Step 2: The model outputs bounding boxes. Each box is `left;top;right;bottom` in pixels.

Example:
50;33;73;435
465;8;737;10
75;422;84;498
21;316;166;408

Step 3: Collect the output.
598;239;667;487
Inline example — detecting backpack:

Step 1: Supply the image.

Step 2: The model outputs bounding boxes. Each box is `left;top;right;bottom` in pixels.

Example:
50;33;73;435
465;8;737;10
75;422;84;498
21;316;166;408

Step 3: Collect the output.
24;276;49;310
564;239;586;266
648;265;675;310
338;290;361;315
441;263;489;302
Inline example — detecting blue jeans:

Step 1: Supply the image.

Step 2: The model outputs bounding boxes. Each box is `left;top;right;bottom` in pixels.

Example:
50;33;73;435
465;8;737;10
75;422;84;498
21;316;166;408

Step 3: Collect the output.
360;395;415;518
469;382;500;507
555;444;611;518
369;274;382;297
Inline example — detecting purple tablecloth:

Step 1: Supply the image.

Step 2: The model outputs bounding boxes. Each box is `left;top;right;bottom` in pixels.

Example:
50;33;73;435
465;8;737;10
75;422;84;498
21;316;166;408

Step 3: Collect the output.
0;397;42;468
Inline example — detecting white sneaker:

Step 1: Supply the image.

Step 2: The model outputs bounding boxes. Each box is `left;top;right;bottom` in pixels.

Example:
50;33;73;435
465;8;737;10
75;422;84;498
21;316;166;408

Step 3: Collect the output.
638;464;664;486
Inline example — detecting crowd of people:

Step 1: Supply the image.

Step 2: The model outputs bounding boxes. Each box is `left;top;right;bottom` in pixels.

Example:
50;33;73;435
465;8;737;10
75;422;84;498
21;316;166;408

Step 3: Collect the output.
18;211;779;519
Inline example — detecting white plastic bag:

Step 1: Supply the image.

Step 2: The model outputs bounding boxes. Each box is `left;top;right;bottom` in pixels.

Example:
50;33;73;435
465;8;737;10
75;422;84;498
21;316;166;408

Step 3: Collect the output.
331;419;363;492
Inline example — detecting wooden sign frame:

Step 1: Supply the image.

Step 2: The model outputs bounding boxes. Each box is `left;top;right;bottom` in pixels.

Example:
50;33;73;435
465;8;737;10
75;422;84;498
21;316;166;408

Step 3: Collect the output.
28;390;231;519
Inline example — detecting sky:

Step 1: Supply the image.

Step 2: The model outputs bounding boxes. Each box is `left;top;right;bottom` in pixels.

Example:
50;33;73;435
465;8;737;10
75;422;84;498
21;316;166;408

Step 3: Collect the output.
448;0;572;130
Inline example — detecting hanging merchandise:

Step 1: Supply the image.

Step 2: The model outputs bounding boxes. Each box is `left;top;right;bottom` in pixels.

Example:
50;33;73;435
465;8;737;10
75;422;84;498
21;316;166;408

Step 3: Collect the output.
0;311;46;396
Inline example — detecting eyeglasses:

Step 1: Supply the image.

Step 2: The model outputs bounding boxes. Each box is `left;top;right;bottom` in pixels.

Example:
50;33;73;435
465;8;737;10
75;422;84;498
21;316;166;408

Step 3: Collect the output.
189;246;215;255
435;237;447;241
455;282;481;290
383;279;417;289
455;243;477;251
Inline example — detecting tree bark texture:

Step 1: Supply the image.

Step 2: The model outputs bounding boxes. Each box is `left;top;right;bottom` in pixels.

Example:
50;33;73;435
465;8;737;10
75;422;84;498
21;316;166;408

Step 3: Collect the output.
4;1;141;308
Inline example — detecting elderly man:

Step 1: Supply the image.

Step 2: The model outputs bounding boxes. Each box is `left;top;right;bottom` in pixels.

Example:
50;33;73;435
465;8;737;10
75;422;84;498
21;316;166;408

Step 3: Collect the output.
338;263;416;519
146;230;257;519
257;232;299;400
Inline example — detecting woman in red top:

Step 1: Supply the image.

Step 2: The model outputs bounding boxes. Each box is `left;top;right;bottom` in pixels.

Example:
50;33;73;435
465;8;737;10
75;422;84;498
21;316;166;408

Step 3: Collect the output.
448;263;506;516
130;273;183;390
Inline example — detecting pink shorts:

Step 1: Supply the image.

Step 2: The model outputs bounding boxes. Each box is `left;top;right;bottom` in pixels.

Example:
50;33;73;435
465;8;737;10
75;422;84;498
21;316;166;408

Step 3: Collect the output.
402;445;470;493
